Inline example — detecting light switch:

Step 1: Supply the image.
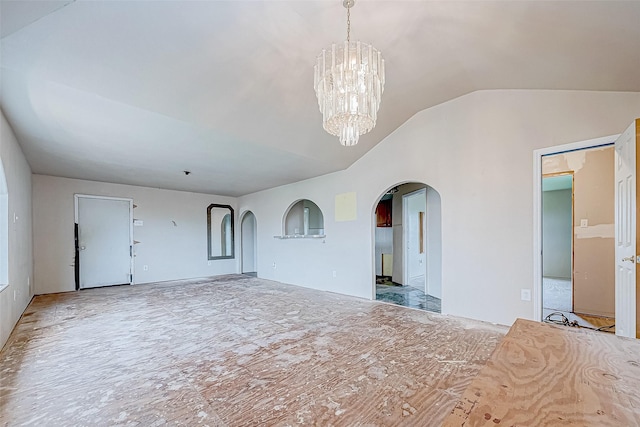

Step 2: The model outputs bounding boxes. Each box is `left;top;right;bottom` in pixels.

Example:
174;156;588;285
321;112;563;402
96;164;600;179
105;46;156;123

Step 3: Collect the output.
521;289;531;301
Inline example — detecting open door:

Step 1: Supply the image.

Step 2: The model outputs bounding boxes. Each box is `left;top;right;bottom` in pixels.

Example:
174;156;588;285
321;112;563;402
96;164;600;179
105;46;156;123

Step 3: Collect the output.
614;119;639;338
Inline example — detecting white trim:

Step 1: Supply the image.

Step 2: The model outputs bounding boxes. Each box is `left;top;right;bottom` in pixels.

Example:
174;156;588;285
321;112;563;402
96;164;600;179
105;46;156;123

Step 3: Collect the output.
532;135;618;321
74;194;135;287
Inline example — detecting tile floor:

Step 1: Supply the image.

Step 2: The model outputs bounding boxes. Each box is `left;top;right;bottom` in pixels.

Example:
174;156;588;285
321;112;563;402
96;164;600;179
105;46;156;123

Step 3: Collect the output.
375;279;441;313
0;275;504;426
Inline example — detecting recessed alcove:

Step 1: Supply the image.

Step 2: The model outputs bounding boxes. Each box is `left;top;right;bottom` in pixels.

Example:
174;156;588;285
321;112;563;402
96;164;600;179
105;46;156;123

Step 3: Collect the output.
275;199;325;239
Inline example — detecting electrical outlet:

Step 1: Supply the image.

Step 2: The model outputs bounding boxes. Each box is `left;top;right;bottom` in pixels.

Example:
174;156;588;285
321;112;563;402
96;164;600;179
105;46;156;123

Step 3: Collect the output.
332;270;337;278
208;261;212;266
521;289;531;301
272;262;276;269
143;265;149;271
580;219;588;228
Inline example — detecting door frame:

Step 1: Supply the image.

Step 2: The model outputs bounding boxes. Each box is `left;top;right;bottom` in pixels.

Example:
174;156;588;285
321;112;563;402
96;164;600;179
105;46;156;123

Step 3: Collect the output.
402;188;427;292
533;135;618;321
74;194;134;289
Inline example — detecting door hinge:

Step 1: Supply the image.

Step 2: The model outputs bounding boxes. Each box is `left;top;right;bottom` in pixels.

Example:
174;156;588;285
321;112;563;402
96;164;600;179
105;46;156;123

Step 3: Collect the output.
130;274;133;283
130;245;133;257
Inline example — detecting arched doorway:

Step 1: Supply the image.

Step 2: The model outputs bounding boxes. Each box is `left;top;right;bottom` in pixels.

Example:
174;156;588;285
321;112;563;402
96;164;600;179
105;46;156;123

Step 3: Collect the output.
373;182;442;313
241;211;257;276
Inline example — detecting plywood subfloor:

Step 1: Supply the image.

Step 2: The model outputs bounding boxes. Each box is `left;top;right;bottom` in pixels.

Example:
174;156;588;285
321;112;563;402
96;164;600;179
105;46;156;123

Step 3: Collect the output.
0;275;506;426
444;319;640;426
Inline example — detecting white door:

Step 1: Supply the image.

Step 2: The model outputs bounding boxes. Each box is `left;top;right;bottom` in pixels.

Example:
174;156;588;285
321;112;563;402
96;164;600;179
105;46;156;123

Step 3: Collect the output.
76;195;132;289
614;120;638;338
404;189;427;291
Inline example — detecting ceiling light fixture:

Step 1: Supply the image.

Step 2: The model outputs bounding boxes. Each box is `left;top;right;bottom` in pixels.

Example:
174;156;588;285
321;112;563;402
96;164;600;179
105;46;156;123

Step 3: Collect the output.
314;0;385;147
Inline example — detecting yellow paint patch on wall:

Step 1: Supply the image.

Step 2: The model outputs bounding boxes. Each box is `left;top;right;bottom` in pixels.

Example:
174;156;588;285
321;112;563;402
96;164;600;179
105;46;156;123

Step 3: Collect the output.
335;192;357;222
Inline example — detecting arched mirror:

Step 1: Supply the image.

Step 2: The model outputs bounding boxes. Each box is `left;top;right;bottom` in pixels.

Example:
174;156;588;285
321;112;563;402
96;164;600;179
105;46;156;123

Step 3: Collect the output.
207;204;234;260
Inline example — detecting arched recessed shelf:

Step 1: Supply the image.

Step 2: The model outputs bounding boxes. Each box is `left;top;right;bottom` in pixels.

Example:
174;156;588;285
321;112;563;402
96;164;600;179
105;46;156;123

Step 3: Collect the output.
278;199;325;239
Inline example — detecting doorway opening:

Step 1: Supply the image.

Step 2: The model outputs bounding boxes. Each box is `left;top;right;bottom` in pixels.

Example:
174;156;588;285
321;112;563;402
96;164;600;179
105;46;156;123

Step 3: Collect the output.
241;211;257;276
372;182;441;313
536;140;617;333
541;173;574;317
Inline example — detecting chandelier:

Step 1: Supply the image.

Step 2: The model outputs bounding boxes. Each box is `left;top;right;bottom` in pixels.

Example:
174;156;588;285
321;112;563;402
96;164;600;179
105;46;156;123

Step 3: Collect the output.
313;0;385;146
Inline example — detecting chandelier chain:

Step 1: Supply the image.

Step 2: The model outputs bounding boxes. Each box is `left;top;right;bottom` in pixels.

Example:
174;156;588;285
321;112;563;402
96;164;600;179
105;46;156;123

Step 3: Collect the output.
346;5;351;42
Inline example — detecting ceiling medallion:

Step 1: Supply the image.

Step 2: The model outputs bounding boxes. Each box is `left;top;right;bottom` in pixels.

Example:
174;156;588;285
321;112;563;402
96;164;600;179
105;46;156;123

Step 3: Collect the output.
313;0;385;147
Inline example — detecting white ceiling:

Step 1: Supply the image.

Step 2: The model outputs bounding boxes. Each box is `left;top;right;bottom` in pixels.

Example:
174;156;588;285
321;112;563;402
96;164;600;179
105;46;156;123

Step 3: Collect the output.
1;1;639;196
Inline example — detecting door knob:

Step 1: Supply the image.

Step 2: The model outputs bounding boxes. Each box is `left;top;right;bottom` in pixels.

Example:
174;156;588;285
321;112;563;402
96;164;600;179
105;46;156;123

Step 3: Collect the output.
621;256;635;263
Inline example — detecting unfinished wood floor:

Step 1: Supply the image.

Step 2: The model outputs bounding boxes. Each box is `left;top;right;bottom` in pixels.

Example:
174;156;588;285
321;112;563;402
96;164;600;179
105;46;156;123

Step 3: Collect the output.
445;319;640;426
0;275;506;426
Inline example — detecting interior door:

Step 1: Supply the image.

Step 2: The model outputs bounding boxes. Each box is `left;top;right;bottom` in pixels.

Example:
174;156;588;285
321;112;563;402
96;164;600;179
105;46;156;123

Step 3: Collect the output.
614;120;638;338
77;196;132;289
404;189;427;291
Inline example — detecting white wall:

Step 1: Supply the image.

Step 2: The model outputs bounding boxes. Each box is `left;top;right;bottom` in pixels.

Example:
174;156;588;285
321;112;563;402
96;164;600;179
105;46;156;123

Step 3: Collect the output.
238;90;640;326
0;109;33;349
426;186;442;299
32;175;237;294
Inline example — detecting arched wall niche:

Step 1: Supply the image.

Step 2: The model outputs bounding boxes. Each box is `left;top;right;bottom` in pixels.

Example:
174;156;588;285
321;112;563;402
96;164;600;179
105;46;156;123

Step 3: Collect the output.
280;199;325;238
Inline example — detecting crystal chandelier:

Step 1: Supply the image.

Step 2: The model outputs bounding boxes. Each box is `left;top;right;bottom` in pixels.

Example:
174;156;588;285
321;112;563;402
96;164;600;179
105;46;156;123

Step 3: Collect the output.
314;0;385;146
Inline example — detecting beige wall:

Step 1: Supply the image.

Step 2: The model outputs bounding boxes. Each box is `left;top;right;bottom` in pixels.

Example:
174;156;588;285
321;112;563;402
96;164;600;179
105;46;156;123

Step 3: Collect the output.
32;175;237;294
0;109;33;349
543;147;615;317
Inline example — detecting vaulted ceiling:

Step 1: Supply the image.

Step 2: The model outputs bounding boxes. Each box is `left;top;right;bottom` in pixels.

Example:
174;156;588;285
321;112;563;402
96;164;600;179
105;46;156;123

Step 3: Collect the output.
1;0;639;196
